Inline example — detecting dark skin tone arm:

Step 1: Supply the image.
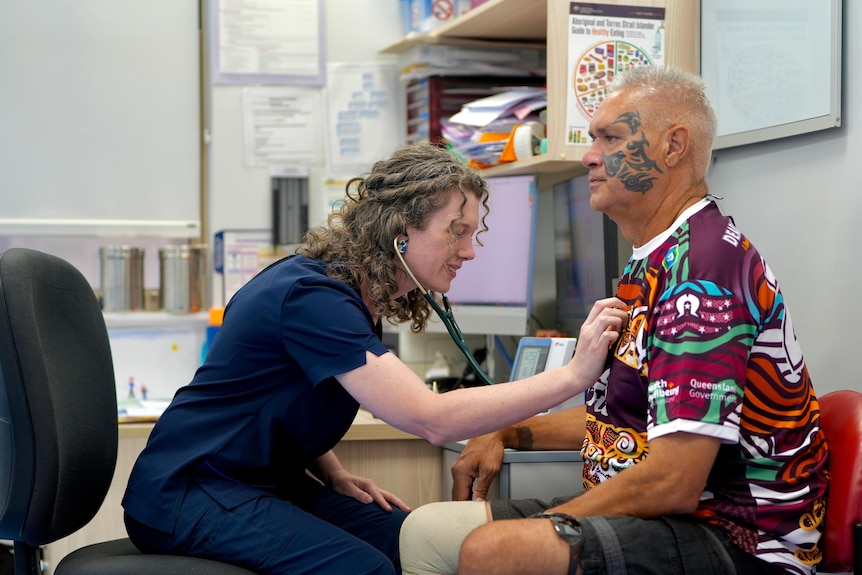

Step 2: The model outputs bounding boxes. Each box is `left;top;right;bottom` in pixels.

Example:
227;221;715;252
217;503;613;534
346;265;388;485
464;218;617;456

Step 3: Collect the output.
553;432;721;517
451;406;586;501
456;432;722;575
452;392;722;574
451;403;721;514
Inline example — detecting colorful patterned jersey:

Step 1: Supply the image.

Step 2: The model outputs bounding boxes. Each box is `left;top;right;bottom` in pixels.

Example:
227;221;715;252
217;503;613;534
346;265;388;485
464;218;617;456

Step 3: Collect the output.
582;200;828;575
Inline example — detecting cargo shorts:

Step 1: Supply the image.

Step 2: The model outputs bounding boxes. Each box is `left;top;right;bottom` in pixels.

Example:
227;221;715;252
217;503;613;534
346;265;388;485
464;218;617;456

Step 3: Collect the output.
490;497;787;575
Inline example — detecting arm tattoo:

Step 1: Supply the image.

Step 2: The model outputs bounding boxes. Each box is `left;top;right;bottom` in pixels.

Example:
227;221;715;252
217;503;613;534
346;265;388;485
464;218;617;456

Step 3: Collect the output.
514;425;534;450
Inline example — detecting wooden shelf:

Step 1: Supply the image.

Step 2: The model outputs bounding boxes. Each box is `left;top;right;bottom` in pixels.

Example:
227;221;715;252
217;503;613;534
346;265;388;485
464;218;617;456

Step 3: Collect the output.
381;0;547;54
436;0;548;42
385;0;698;180
480;154;588;178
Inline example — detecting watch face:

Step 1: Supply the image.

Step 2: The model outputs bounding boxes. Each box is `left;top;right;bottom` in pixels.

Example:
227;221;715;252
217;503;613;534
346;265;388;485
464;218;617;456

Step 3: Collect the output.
551;517;582;542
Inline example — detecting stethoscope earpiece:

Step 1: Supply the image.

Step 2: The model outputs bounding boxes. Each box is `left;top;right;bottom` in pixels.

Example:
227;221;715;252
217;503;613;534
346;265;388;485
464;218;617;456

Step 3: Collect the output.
397;238;408;254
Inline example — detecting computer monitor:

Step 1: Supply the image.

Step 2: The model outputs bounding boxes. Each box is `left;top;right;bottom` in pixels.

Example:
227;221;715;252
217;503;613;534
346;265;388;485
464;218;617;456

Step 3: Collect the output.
425;174;538;336
553;174;619;336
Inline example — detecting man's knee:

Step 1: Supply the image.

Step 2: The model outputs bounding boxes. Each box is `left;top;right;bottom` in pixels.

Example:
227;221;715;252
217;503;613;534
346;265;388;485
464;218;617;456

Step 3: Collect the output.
458;522;500;573
399;501;488;575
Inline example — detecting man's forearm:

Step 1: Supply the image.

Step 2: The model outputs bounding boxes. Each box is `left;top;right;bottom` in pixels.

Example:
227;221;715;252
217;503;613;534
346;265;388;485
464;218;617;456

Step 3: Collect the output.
498;405;586;451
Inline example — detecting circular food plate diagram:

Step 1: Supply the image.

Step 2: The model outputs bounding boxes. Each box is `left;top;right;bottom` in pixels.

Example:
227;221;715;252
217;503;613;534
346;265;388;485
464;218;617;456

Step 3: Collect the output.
725;43;801;129
573;40;654;118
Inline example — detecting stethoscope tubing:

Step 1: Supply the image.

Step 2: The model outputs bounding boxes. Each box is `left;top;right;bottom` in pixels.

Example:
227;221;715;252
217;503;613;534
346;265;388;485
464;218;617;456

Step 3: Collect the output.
393;237;495;386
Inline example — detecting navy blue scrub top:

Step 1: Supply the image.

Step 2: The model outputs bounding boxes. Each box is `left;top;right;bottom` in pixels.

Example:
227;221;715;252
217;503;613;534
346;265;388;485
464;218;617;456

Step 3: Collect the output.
122;256;391;534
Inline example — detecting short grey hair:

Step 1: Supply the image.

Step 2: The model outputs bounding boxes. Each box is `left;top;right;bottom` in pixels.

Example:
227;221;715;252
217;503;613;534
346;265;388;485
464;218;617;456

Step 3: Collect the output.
607;66;717;176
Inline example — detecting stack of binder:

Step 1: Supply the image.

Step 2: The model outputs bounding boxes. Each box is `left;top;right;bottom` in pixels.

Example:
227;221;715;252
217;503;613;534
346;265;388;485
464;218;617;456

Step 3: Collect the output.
406;76;545;146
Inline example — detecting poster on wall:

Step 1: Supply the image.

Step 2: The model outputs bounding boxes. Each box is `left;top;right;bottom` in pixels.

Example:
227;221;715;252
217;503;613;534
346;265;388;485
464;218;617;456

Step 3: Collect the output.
564;3;665;145
325;62;403;178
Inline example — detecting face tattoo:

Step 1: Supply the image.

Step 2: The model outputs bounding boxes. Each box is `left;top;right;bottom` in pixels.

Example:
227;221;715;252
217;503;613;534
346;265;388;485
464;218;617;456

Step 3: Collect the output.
603;110;663;194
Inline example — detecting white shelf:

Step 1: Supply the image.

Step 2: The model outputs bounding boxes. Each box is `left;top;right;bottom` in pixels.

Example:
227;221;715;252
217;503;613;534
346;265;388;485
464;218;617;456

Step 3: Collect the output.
0;219;201;238
103;311;209;329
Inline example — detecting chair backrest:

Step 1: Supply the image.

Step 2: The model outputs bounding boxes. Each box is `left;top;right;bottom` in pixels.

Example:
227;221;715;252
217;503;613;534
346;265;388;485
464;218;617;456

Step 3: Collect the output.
818;389;862;573
0;248;118;547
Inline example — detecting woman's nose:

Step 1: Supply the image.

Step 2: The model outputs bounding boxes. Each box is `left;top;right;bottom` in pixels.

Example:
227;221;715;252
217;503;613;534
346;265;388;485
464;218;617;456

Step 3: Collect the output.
459;239;475;260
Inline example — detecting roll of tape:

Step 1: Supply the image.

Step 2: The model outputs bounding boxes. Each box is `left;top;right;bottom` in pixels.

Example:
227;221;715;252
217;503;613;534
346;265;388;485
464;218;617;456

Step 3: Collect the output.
512;125;534;160
512;121;546;160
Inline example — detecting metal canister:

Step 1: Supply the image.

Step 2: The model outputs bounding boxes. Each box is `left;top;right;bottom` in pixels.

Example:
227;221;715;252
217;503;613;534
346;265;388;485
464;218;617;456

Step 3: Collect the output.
159;244;208;313
99;246;145;311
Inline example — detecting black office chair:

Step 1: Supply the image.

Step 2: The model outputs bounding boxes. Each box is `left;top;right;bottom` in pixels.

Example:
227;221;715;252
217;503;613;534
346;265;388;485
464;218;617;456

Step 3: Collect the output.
0;248;256;574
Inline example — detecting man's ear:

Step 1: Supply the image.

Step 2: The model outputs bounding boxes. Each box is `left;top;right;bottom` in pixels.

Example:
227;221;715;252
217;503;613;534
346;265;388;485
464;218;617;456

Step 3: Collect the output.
664;124;691;168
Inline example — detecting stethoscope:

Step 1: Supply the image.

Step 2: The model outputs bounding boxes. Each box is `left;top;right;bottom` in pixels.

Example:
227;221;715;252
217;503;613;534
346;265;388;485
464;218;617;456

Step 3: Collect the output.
394;237;495;386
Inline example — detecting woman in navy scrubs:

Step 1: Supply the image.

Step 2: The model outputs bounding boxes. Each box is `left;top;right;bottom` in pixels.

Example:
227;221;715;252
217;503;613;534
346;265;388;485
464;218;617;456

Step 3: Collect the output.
122;143;628;575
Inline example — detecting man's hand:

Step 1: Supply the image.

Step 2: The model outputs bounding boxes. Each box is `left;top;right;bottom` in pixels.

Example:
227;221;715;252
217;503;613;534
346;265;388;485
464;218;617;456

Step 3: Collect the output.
452;407;587;501
451;432;506;501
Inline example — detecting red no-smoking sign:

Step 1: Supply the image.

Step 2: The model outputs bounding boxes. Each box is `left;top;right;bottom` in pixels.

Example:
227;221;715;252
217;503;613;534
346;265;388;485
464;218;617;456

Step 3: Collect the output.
432;0;454;21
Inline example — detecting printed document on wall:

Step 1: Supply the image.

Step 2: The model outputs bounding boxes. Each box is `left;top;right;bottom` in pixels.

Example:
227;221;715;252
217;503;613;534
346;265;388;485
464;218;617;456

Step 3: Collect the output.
325;62;404;178
212;0;325;85
242;86;324;166
564;3;666;145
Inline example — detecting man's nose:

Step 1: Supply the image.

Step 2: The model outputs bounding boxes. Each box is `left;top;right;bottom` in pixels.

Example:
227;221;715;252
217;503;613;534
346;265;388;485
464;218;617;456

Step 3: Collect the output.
582;142;602;168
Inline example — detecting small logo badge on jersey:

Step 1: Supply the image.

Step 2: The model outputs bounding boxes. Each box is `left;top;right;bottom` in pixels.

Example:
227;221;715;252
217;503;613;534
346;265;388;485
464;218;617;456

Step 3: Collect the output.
663;245;679;271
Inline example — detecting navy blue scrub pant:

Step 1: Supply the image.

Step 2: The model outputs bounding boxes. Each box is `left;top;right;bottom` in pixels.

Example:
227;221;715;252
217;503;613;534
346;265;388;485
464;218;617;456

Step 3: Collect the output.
126;475;408;575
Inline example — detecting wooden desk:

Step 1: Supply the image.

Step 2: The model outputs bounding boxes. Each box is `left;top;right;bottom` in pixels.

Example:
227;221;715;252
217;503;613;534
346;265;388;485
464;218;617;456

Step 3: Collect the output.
334;410;442;509
41;411;441;574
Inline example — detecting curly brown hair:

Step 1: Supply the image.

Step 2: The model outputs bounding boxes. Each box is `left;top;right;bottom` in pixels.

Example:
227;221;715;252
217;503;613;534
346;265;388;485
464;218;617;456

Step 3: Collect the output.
297;143;489;332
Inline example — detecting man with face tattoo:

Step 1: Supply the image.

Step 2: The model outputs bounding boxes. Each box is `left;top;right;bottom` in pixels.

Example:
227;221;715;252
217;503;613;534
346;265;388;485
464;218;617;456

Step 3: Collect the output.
398;66;828;575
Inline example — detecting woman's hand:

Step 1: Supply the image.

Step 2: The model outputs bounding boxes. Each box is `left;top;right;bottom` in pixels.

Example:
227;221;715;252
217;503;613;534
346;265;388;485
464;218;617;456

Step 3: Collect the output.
328;468;412;513
569;297;629;386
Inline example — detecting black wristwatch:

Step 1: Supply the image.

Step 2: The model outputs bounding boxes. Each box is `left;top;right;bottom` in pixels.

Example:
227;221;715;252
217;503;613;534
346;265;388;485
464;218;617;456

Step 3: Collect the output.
535;512;581;540
532;512;583;575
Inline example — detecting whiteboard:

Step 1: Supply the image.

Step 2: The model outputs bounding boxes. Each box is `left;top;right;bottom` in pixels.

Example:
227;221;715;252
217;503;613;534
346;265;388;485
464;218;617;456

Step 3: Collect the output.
0;0;201;237
700;0;842;150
